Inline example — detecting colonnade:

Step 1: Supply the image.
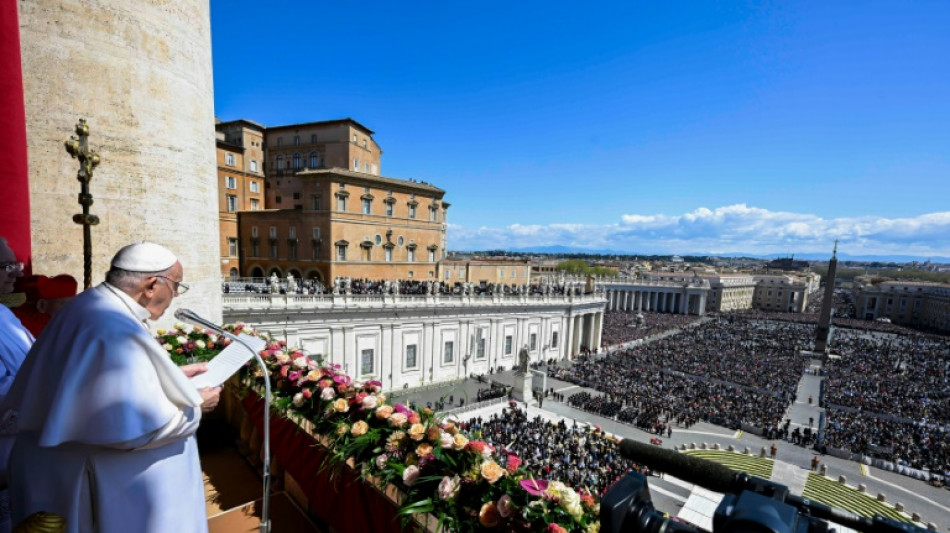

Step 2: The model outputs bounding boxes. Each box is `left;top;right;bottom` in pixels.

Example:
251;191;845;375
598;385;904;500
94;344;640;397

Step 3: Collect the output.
566;311;602;355
602;285;708;316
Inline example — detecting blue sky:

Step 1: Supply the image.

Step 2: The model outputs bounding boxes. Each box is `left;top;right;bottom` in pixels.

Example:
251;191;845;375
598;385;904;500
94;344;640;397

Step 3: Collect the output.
211;1;950;258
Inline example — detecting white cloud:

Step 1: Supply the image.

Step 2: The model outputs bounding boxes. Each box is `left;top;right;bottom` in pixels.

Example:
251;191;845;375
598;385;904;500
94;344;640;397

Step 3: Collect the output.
448;204;950;257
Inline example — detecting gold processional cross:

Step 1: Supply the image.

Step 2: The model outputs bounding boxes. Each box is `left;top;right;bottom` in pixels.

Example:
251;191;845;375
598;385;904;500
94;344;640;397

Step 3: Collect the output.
64;119;100;289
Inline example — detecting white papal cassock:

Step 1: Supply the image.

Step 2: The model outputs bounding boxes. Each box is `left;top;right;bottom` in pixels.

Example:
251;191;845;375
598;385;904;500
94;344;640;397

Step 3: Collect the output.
3;284;206;533
0;305;34;533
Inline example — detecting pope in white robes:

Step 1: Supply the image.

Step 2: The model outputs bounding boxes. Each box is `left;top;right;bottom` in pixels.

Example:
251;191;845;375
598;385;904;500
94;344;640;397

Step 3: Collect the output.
2;242;219;533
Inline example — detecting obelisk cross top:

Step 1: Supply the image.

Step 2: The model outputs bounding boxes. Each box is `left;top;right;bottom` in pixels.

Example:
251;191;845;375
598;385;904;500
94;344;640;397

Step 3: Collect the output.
64;118;101;289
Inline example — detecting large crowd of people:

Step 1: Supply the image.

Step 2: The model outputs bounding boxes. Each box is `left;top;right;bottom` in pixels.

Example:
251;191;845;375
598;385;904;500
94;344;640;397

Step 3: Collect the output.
601;311;702;345
462;406;643;495
225;276;588;297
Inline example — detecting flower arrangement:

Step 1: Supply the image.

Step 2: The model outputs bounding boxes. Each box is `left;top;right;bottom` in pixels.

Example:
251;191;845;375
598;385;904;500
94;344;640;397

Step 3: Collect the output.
155;322;263;366
159;330;603;532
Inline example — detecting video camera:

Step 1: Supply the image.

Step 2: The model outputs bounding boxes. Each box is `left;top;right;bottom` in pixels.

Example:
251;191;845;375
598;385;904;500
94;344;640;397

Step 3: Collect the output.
602;439;928;533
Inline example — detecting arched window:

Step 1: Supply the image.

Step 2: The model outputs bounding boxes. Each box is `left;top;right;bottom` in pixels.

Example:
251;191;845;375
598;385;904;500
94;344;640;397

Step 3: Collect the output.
293;153;301;170
310;152;319;168
229;268;238;279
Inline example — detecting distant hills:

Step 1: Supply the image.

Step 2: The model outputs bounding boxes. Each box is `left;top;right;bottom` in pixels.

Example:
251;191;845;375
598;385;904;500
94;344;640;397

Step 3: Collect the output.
457;245;950;264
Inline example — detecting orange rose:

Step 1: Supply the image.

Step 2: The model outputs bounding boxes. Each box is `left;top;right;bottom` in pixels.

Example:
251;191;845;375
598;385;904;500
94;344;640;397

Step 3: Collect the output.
427;425;442;443
408;423;426;441
351;420;369;437
376;405;394;420
452;433;468;450
443;421;458;435
332;398;349;413
480;460;506;484
416;443;433;457
479;502;501;528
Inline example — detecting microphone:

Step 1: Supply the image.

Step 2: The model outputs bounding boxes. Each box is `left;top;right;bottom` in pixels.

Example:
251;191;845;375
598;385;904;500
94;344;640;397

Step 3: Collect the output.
617;439;738;494
175;308;227;336
173;307;274;533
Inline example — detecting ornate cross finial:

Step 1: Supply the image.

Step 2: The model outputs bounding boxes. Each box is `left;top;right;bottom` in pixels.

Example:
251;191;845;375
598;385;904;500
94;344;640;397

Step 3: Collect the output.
64;119;101;289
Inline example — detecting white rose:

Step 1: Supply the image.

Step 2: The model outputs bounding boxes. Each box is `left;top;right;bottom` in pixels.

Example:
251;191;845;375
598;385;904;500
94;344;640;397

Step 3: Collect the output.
439;432;454;449
292;392;304;407
293;356;309;369
174;322;186;330
195;340;206;349
276;353;291;364
361;395;378;410
320;387;336;400
176;336;187;345
162;343;173;351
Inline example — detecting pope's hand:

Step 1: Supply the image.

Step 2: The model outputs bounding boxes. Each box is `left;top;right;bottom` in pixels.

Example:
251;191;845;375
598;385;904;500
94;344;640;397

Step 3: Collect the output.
199;386;221;413
180;363;209;378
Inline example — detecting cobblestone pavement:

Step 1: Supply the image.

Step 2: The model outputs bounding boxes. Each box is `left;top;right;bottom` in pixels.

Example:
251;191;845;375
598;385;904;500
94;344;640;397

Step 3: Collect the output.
394;365;950;530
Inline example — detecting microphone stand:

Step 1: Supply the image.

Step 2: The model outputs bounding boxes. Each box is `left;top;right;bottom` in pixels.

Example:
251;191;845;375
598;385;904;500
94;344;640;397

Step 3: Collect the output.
177;310;272;533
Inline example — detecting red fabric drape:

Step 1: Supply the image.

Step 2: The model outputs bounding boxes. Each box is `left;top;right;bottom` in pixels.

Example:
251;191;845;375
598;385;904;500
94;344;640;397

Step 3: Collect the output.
242;396;408;533
0;2;31;269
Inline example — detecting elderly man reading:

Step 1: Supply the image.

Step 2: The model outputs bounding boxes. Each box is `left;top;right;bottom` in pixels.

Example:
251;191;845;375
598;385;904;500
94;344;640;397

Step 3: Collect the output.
3;242;219;533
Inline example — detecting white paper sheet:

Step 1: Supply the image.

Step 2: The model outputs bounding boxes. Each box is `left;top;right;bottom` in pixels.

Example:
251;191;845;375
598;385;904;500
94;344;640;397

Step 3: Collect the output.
191;333;268;389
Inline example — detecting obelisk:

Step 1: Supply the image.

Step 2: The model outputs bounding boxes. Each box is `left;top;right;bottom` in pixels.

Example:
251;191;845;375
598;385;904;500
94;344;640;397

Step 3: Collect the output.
814;241;838;353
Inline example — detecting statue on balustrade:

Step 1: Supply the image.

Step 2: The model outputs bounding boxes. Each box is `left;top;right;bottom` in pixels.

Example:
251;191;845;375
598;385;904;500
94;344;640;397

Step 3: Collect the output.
269;273;280;294
516;346;530;375
286;273;297;293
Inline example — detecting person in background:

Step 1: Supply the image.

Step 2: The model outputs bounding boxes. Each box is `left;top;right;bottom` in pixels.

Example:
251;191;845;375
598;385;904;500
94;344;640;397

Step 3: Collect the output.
11;274;78;337
4;242;219;533
0;238;32;533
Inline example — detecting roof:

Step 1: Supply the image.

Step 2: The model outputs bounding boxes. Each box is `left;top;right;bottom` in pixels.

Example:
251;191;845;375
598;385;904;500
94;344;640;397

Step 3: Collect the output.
216;118;267;131
295;167;445;195
263;118;375;135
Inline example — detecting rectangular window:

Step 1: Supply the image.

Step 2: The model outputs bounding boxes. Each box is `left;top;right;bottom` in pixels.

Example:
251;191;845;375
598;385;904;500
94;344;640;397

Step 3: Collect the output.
337;196;347;211
293;135;300;146
250;160;258;172
500;269;505;279
405;344;417;369
249;181;260;193
364;163;369;172
430;208;437;222
385;247;392;262
505;335;513;355
409;205;416;219
251;242;259;257
250;198;259;210
336;245;346;261
312;227;320;239
530;333;537;351
353;158;359;170
443;341;454;363
226;176;237;189
445;270;450;280
552;331;558;348
226;195;237;212
270;243;278;259
311;241;320;259
289;226;296;238
311;134;317;144
386;203;393;216
460;268;465;279
269;226;277;238
476;334;486;359
228;238;237;257
225;153;235;166
288;242;297;260
428;250;435;262
408;249;415;262
251;226;259;237
361;349;374;375
362;199;371;214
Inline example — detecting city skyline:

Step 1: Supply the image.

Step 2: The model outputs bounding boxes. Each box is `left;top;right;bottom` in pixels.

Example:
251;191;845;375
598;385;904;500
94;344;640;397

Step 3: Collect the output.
210;1;950;258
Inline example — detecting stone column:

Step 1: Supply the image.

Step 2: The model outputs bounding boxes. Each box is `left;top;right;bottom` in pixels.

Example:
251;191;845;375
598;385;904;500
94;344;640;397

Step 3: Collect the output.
593;312;603;350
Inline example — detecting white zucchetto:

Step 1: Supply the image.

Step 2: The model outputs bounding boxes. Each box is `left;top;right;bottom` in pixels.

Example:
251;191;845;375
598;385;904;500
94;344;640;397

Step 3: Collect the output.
110;242;178;272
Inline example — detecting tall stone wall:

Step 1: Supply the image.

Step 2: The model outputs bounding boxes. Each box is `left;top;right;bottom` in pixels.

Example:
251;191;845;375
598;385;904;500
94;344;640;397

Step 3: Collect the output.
18;0;221;323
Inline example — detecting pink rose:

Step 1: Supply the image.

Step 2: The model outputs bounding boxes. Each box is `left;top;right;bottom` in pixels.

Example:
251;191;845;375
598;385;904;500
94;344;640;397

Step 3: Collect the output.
497;494;513;518
407;412;421;425
506;454;522;473
402;465;420;486
320;387;336;401
389;412;408;428
438;475;460;501
302;389;312;399
547;524;568;533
